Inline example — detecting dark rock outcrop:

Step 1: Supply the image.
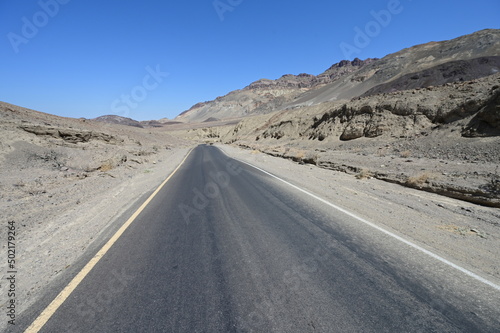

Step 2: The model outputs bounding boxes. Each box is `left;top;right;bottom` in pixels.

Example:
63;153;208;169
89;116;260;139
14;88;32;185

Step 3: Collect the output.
20;125;121;144
362;56;500;97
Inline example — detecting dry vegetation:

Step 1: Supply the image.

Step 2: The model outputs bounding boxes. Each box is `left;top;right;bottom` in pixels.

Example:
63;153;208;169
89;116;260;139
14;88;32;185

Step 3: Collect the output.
406;172;435;187
356;169;373;180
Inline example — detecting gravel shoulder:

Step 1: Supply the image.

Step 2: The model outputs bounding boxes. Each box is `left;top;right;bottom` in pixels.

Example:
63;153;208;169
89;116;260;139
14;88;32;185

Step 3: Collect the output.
218;144;500;287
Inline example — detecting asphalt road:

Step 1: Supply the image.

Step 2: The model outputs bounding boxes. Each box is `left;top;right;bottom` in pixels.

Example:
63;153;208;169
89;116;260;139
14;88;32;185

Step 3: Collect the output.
20;145;500;332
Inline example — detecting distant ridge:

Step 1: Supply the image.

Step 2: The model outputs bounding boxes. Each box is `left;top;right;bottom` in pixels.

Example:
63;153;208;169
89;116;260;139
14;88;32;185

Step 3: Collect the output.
93;115;144;128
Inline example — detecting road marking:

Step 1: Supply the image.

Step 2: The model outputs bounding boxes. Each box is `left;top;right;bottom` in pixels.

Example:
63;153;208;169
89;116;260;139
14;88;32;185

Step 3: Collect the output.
224;149;500;292
24;148;194;333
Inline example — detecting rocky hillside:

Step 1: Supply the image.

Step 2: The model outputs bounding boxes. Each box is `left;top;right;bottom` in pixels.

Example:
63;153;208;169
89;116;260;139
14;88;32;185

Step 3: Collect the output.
93;115;144;128
245;74;500;143
0;102;185;176
290;29;500;107
175;58;375;123
176;29;500;123
361;56;500;97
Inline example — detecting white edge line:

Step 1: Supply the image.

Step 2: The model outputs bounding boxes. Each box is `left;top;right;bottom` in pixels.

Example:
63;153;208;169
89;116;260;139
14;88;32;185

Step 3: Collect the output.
220;148;500;292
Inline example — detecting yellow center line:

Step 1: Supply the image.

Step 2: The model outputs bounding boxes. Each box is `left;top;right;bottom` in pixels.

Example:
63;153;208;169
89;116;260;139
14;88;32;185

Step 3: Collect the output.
24;148;194;333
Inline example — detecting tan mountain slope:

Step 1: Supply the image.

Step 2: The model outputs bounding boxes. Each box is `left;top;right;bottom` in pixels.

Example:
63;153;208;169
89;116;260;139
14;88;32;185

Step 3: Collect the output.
175;59;375;123
176;29;500;123
289;29;500;107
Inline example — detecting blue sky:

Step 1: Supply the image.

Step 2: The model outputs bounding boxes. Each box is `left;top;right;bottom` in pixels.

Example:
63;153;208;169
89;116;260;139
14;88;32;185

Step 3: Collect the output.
1;0;499;121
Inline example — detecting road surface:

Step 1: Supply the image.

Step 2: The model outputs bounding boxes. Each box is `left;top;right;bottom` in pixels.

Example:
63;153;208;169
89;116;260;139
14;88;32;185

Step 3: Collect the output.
19;145;500;332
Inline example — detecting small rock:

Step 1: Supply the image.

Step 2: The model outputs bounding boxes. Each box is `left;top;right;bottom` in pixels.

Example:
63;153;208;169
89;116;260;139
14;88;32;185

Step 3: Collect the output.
470;229;487;239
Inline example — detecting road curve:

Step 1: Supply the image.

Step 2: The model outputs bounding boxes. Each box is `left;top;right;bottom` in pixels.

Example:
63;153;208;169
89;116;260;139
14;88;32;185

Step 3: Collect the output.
19;145;500;332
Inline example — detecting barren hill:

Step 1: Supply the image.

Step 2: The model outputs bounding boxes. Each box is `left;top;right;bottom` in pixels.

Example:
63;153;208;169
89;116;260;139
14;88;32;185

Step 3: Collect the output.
175;58;376;123
291;29;500;107
175;29;500;123
93;115;144;128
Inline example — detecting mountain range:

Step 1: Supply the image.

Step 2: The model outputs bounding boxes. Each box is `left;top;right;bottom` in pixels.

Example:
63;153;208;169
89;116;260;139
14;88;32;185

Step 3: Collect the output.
172;29;500;123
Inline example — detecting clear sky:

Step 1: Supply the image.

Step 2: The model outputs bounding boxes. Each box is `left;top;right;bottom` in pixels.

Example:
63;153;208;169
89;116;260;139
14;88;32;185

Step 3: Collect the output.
1;0;499;121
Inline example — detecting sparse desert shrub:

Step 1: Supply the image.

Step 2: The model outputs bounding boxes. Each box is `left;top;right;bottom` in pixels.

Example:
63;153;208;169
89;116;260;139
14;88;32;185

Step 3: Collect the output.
400;150;412;158
356;169;373;179
98;155;127;172
406;172;433;186
99;161;114;172
295;150;305;160
303;151;319;165
437;225;487;238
